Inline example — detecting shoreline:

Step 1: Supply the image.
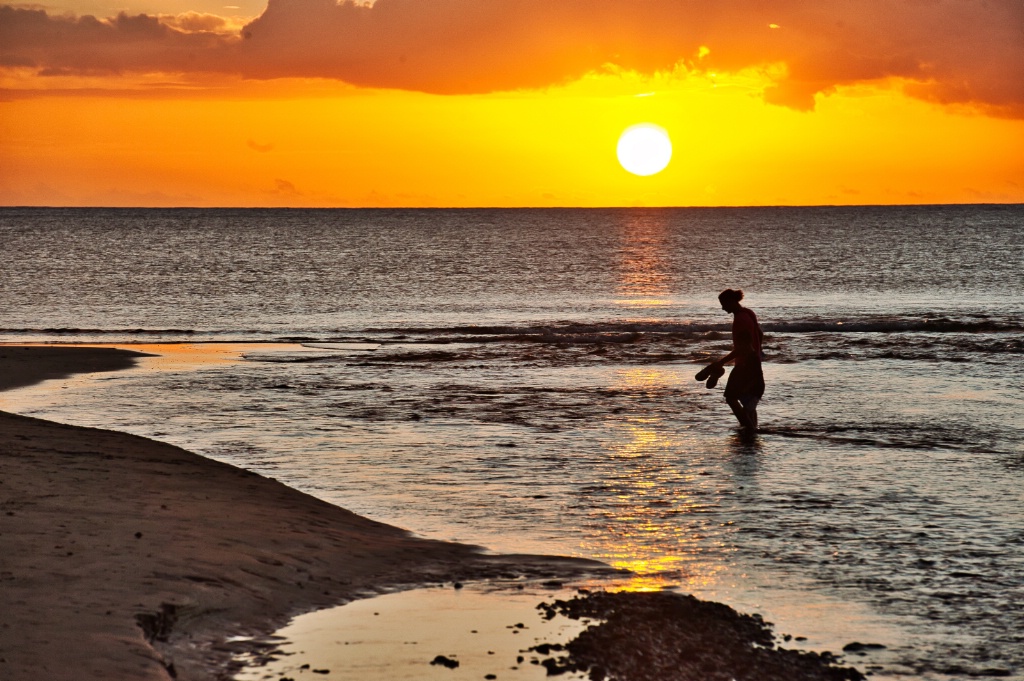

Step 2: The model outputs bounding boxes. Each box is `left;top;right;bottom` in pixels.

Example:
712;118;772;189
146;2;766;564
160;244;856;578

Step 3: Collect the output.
0;345;875;681
0;347;606;681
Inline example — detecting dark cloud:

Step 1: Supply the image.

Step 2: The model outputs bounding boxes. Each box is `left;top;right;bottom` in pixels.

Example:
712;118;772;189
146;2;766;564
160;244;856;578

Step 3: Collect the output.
0;5;234;74
1;0;1022;116
273;178;300;194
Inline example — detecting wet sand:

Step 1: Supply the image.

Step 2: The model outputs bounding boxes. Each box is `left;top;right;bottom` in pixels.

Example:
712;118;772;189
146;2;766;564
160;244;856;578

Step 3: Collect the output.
0;346;602;681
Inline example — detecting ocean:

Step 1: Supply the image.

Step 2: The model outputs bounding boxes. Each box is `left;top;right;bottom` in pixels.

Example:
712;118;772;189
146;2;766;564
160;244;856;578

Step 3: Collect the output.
1;206;1022;678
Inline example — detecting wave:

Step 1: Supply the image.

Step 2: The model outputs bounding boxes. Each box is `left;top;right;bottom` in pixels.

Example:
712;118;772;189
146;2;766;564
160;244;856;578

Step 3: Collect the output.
0;326;206;335
364;317;1023;338
0;327;288;337
0;327;320;343
758;424;1011;455
1;316;1020;345
765;318;1020;334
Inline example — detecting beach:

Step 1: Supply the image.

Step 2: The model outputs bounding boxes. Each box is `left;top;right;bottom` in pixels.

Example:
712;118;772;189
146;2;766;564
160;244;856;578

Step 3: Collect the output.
2;205;1021;680
0;347;885;681
0;346;603;680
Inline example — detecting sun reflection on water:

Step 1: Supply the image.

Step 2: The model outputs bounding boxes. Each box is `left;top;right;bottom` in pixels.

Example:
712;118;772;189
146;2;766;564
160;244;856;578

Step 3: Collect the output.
579;366;733;592
614;211;677;309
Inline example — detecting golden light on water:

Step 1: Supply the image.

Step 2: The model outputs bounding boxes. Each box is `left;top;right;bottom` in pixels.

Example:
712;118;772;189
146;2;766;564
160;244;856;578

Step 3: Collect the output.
577;366;733;592
615;211;674;309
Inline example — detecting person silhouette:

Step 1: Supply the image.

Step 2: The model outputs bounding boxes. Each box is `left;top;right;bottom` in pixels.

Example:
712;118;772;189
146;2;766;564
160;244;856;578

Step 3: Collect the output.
705;289;764;431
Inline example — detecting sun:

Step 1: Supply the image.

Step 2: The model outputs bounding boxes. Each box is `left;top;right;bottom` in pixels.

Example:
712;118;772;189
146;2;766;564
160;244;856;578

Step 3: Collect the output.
617;123;672;176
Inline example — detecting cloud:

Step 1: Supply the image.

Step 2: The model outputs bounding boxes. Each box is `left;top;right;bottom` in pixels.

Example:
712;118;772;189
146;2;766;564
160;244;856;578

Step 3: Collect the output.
0;5;236;75
231;0;1024;116
273;178;299;194
247;138;274;152
159;11;233;34
2;0;1022;116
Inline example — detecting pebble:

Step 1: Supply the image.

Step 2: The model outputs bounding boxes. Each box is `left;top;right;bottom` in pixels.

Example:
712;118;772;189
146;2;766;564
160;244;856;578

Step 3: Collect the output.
430;655;459;669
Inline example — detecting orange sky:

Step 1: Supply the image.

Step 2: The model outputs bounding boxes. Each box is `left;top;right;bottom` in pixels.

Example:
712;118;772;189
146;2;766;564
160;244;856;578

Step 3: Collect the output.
2;0;1023;207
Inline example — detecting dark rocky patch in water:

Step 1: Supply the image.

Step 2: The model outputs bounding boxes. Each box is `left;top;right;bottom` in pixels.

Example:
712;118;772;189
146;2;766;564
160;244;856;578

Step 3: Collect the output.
531;591;865;681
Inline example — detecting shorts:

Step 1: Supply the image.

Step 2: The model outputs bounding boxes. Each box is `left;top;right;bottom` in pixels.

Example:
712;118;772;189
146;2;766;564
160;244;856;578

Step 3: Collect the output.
724;359;765;405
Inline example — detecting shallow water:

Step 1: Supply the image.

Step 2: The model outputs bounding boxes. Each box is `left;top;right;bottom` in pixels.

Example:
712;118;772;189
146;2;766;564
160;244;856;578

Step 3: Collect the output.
1;206;1022;679
232;584;592;681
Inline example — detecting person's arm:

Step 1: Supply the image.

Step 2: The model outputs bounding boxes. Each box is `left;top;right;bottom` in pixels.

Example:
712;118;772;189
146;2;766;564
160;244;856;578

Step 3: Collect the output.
713;349;737;367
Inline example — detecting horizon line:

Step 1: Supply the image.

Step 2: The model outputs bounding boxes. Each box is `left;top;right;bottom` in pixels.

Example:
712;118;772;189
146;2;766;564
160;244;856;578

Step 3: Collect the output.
2;202;1022;211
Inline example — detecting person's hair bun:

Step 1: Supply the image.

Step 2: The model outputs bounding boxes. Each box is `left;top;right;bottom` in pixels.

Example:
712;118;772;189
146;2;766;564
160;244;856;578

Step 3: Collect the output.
718;289;744;304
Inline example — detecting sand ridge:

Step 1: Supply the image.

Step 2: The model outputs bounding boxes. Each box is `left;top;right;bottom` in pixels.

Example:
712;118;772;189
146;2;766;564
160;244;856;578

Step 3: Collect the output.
0;347;605;681
0;345;154;392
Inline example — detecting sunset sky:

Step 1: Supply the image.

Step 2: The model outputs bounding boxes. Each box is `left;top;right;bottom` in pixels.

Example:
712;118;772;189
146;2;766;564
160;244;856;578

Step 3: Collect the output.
2;0;1022;207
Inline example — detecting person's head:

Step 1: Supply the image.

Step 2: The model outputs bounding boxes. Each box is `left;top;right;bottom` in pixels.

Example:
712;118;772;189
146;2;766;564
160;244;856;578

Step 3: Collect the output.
718;288;744;313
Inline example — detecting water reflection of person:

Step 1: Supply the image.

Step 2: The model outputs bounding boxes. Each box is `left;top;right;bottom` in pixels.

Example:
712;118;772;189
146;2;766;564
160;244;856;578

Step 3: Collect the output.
710;289;764;431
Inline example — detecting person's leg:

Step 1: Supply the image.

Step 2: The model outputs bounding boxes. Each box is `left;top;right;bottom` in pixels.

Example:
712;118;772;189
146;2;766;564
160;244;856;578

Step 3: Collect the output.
743;397;759;431
726;396;756;430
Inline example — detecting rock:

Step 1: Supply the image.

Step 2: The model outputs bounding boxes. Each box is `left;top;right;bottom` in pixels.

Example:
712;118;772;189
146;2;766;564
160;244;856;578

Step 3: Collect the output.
528;591;866;681
540;658;572;676
531;643;564;655
842;642;887;652
430;655;459;669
